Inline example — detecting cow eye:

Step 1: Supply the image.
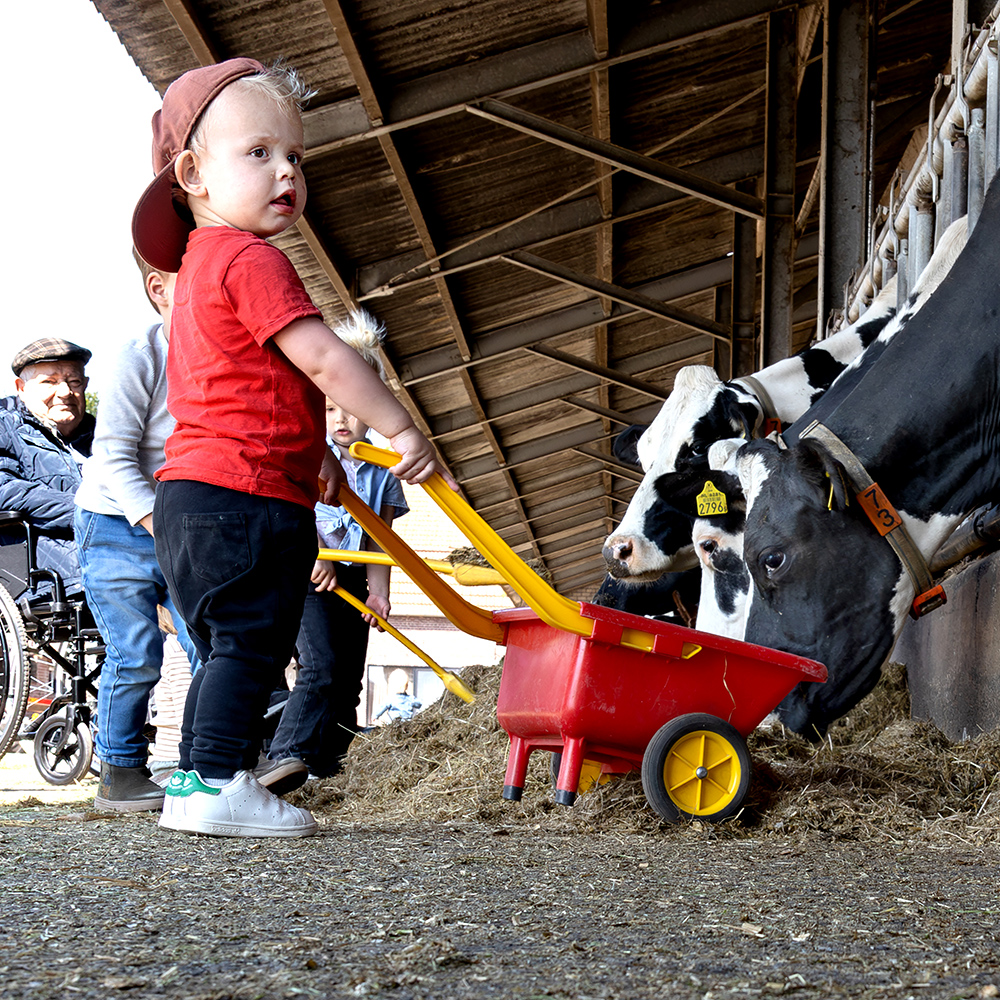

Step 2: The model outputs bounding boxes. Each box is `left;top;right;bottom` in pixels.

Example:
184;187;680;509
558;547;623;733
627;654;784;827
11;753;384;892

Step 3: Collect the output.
761;549;786;579
700;539;718;555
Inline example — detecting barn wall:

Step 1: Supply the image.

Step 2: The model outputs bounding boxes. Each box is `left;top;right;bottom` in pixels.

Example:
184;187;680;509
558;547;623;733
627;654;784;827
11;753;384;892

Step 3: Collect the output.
893;549;1000;740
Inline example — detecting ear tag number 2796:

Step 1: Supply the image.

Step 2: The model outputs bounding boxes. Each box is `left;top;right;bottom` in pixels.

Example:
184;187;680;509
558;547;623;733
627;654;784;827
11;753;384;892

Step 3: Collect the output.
696;481;728;517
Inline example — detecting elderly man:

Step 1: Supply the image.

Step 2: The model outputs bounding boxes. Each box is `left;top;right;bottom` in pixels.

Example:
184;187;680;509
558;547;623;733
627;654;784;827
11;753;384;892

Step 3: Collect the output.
0;338;95;596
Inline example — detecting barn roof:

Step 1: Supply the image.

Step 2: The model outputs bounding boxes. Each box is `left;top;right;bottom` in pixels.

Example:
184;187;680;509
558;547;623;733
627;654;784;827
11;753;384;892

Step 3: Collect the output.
92;0;955;599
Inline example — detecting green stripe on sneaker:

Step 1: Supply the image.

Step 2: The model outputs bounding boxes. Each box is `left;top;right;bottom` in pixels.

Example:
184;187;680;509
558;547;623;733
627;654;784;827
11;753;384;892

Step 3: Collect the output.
165;770;221;797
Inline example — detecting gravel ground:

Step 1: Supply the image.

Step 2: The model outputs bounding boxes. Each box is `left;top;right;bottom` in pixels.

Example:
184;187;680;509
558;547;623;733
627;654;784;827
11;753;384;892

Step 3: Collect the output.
2;767;999;1000
3;658;999;1000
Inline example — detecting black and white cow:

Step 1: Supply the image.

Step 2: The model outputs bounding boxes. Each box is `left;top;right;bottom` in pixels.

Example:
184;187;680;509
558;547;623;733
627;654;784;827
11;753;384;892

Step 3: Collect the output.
603;215;969;588
602;279;900;581
713;194;998;737
605;217;969;644
691;490;748;638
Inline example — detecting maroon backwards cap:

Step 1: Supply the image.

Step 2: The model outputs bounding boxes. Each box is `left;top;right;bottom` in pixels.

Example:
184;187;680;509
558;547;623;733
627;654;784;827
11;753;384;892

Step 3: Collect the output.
131;58;265;273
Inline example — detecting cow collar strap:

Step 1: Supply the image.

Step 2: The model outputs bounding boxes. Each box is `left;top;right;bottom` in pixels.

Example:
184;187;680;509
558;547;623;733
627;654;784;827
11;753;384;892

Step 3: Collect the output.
731;375;782;435
798;420;947;619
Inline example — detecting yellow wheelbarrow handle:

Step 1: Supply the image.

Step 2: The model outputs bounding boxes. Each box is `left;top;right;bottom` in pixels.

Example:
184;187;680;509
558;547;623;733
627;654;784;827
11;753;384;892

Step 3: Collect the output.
348;442;698;658
336;485;504;644
318;549;507;587
332;586;475;704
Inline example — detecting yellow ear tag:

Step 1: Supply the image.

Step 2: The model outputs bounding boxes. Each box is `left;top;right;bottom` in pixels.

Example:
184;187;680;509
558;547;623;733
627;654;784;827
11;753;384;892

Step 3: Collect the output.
696;481;728;517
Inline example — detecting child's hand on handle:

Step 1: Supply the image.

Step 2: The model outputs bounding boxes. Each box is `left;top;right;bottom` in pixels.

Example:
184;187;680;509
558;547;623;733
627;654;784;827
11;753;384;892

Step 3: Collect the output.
388;425;458;489
318;447;346;505
364;594;391;631
311;559;338;591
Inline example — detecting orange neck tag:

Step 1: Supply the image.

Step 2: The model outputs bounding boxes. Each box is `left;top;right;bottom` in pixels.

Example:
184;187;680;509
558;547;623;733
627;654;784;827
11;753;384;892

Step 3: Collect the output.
856;483;901;536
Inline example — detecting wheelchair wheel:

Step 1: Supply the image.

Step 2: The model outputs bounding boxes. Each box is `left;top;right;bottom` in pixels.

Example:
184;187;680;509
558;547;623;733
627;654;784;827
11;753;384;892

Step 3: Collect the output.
33;714;94;785
0;583;30;757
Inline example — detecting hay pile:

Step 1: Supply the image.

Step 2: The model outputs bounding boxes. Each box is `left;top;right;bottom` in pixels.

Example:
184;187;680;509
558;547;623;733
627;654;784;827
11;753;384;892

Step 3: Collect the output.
291;660;1000;845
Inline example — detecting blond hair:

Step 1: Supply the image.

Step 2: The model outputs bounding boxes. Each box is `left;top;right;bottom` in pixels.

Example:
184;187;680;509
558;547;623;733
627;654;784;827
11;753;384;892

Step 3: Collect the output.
188;60;316;157
332;310;386;380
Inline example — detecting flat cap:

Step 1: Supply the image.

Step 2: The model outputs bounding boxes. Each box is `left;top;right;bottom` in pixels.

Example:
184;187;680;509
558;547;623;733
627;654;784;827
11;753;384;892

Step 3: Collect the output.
12;338;92;377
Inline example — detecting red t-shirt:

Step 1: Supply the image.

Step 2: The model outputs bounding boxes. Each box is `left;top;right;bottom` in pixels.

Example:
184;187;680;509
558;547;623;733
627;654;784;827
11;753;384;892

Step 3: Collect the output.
156;227;325;509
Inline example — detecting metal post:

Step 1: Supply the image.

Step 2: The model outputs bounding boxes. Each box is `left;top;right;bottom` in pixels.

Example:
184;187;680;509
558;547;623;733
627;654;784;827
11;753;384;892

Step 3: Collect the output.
816;0;873;341
731;187;758;379
987;27;999;184
969;106;986;230
896;237;910;307
951;129;969;224
761;8;798;365
909;197;935;288
939;125;955;239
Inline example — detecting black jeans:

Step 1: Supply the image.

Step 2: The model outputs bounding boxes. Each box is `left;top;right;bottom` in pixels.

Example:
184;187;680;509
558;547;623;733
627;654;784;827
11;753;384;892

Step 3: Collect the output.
154;480;316;779
269;563;370;776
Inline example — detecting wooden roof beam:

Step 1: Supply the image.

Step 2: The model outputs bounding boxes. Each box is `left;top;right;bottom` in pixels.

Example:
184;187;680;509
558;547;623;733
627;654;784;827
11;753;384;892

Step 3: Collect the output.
319;0;474;361
306;0;799;155
399;227;818;385
504;251;732;340
467;100;764;220
358;146;767;296
161;0;218;65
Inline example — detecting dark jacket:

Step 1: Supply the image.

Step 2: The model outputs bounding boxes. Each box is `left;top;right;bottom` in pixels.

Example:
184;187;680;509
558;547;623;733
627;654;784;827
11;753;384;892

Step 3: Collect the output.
0;396;94;534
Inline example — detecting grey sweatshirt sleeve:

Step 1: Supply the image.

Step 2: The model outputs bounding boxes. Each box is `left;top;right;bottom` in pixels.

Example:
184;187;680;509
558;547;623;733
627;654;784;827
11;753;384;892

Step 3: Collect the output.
76;325;174;525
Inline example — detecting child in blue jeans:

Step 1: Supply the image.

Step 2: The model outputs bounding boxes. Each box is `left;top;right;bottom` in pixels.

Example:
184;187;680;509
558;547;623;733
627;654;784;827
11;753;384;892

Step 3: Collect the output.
264;312;407;785
132;58;449;838
75;251;201;813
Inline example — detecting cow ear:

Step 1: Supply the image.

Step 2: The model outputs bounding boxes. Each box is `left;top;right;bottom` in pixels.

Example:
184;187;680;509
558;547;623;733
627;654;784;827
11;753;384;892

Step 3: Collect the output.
612;425;646;467
720;390;761;439
798;439;851;511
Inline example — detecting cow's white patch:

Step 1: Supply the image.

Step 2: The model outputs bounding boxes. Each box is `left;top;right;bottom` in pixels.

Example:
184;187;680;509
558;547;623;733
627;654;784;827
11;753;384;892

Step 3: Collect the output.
636;365;723;473
693;520;748;639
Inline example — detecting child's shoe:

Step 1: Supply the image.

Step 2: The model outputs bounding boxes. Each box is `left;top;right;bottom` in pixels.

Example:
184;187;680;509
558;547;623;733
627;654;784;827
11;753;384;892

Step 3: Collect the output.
94;763;165;812
252;756;308;796
159;770;317;838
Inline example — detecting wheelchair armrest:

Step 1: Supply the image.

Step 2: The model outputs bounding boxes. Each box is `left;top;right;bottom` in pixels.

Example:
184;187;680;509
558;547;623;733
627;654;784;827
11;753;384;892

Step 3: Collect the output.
0;510;28;526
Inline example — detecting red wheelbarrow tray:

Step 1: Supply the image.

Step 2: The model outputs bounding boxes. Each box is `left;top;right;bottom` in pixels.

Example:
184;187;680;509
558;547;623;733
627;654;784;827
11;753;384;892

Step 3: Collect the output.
493;602;826;804
340;443;827;810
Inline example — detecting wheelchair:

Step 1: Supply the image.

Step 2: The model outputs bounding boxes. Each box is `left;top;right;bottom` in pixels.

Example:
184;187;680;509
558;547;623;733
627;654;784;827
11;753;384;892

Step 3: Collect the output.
0;511;105;784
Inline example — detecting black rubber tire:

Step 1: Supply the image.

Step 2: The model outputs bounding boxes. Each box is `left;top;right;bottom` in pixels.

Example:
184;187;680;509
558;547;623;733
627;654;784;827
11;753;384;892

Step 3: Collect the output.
641;713;751;822
0;583;30;758
33;715;94;786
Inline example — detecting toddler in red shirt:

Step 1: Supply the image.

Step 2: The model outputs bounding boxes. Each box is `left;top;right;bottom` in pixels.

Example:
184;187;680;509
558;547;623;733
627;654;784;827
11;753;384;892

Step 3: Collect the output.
132;58;449;838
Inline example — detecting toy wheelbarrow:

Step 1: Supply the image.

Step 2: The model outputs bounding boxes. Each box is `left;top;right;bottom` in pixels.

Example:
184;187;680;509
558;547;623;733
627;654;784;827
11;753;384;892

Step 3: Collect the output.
339;443;827;823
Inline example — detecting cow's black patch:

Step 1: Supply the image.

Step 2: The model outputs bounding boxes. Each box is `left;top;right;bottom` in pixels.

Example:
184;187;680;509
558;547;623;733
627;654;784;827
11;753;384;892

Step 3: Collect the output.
675;393;755;470
855;306;896;348
612;424;645;467
799;347;846;397
592;568;700;618
710;546;749;617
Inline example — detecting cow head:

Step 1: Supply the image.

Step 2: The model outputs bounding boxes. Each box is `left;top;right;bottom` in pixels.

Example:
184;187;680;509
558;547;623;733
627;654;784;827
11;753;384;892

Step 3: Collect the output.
591;566;701;622
602;367;761;580
691;488;748;639
717;436;904;739
635;366;762;475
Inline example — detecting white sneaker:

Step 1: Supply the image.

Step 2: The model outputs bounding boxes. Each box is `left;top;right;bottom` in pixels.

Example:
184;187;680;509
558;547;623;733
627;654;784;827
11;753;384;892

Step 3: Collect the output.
159;770;318;838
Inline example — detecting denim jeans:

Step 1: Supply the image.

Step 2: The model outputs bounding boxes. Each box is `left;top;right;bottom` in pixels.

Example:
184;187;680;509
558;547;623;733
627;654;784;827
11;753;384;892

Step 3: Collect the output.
154;480;317;779
75;508;200;768
269;563;370;776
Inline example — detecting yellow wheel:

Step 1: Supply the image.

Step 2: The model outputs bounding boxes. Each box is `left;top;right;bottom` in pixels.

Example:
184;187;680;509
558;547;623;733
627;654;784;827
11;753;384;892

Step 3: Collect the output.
641;713;750;822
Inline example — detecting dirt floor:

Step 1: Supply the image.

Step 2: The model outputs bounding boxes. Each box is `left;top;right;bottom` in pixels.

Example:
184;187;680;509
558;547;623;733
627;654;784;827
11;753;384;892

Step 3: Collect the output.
2;661;999;1000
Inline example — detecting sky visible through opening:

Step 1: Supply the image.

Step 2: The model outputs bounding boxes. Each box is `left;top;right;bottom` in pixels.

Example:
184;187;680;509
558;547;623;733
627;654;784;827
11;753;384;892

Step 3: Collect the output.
4;1;162;397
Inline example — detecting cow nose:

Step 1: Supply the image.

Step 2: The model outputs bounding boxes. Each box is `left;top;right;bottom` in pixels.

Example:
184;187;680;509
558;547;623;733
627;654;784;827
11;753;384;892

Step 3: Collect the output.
602;538;633;574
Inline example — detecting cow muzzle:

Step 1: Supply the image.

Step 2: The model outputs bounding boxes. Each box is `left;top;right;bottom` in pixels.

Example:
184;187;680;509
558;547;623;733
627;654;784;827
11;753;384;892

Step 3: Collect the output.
602;536;635;577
